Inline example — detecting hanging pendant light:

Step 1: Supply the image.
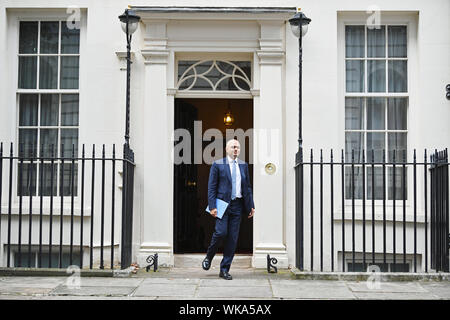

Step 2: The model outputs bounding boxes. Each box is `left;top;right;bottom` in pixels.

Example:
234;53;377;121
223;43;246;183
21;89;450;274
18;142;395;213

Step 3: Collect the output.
224;106;234;126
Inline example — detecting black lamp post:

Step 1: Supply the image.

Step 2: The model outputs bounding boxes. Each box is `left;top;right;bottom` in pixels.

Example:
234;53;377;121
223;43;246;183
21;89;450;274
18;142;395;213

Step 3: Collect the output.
118;9;140;269
118;9;140;160
289;11;311;271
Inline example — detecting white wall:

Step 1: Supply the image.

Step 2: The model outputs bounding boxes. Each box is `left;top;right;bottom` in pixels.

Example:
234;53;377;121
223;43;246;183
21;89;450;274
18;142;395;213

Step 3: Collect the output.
0;0;448;270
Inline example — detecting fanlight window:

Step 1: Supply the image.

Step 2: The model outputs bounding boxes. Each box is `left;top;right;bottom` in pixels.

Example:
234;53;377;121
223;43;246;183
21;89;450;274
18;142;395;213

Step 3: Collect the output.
177;60;252;91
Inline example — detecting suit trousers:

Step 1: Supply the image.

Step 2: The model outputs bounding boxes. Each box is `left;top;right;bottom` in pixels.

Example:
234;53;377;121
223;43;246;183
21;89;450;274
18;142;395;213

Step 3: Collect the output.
206;198;243;273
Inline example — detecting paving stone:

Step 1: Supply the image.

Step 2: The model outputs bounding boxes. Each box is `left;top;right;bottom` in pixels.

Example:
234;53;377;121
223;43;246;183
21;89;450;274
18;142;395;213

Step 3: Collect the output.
0;287;55;295
352;292;440;300
67;277;144;287
196;286;273;299
0;276;65;288
419;282;450;299
271;280;355;299
49;285;136;296
199;279;269;287
141;278;200;285
133;283;197;297
346;281;428;293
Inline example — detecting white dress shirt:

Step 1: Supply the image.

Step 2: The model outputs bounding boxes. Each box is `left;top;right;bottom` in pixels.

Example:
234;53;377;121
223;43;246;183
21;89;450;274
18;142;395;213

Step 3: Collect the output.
227;155;242;198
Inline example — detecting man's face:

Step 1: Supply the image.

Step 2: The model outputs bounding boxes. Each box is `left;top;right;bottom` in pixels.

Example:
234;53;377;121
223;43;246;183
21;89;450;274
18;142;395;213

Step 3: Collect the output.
226;141;240;158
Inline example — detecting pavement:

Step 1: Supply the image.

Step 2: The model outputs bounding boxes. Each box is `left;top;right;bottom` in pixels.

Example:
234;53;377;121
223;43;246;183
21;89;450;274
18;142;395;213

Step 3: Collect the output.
0;267;449;300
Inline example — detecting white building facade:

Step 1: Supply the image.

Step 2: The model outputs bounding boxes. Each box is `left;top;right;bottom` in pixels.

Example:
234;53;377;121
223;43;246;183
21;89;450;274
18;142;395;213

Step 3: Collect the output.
0;0;449;272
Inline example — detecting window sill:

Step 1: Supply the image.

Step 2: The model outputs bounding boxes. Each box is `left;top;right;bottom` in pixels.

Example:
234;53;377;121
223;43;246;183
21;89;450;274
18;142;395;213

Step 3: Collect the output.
0;206;92;217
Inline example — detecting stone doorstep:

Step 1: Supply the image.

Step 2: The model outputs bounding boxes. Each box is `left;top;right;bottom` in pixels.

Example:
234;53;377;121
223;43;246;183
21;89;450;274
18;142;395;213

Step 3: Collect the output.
0;267;132;278
174;254;252;268
290;268;450;281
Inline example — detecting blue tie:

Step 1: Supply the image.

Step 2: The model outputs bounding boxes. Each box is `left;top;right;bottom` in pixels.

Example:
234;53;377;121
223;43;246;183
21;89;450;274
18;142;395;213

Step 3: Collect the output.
231;159;236;200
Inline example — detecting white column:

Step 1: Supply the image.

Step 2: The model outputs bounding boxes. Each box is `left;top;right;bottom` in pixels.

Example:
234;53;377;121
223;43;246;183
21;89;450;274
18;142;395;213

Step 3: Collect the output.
253;21;288;268
136;21;173;267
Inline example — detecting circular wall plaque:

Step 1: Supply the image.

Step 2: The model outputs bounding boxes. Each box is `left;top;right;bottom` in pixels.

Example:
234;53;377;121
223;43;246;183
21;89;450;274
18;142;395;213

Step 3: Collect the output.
265;163;276;175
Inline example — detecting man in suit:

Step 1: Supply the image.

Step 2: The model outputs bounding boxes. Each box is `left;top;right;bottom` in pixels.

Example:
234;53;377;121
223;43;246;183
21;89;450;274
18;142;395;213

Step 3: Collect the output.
202;139;255;280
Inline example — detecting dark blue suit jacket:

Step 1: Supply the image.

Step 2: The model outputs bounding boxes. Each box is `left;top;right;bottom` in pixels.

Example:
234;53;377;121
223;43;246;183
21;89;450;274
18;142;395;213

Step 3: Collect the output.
207;157;255;215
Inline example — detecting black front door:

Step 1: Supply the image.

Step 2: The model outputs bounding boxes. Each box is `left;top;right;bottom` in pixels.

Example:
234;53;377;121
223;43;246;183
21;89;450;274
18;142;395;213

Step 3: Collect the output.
174;100;199;253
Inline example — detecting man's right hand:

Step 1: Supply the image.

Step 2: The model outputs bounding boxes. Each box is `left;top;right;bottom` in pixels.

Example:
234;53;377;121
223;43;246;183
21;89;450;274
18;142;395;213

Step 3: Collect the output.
210;208;218;218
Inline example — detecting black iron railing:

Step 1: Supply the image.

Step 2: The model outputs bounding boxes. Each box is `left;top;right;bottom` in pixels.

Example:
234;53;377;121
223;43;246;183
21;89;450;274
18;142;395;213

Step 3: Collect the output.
430;149;449;272
0;142;135;270
295;148;449;273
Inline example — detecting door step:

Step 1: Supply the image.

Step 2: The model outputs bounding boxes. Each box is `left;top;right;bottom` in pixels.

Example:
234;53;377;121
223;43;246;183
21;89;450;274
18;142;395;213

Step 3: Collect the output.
174;254;252;268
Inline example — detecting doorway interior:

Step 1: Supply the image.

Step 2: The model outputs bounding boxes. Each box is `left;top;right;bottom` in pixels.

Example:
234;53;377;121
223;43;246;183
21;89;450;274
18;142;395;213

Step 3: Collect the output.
173;98;253;254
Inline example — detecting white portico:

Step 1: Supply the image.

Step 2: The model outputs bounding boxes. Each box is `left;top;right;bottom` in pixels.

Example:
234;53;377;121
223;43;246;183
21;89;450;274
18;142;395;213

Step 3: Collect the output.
131;7;295;268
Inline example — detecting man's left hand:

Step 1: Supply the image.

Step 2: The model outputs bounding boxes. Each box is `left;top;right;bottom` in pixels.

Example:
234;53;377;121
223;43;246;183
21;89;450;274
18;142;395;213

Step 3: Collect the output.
248;208;255;219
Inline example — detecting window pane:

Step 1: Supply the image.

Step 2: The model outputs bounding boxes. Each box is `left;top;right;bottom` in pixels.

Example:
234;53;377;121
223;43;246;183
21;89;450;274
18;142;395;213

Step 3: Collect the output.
367;26;385;58
388;133;407;162
346;60;364;92
40;94;59;126
345;166;363;199
60;163;78;196
232;61;252;82
39;163;58;196
345;26;365;58
19;94;38;126
367;60;386;92
367;167;383;200
18;128;38;157
191;77;215;90
60;128;78;157
60;56;79;89
39;56;58;89
17;163;37;196
19;21;38;54
178;76;194;90
388;60;407;92
388;167;407;200
345;132;364;162
345;98;364;130
61;94;79;126
14;252;37;267
367;132;385;162
388;98;407;130
40;129;58;158
61;23;80;54
388;26;407;58
178;60;198;82
367;98;385;130
40;22;59;54
195;60;213;75
18;56;37;89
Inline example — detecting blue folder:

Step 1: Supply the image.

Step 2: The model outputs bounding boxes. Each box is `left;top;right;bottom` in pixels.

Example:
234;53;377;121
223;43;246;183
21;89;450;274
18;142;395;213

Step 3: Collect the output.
205;199;229;219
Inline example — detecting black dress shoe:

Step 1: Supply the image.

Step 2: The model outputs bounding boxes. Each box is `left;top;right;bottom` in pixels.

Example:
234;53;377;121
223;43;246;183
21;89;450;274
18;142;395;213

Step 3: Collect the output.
219;271;233;280
202;257;211;270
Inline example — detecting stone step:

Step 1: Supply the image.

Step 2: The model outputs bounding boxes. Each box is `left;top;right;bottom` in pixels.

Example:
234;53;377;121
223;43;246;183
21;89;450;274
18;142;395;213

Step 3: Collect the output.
174;254;252;268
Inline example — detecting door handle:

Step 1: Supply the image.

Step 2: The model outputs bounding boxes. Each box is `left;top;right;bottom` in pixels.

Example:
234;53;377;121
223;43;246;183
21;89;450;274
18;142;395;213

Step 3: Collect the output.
186;181;197;187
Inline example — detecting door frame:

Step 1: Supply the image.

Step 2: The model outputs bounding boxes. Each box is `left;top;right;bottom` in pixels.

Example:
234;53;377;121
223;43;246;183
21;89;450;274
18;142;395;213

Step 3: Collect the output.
172;97;255;256
136;13;290;269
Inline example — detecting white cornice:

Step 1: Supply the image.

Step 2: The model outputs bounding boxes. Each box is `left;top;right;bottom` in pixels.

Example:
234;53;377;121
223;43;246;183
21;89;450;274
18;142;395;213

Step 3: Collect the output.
256;50;285;65
141;49;170;64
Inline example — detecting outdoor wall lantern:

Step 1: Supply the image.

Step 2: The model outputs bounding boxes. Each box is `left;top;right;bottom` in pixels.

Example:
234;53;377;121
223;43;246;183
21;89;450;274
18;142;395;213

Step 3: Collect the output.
289;9;311;271
224;109;235;126
119;9;141;36
289;10;311;38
